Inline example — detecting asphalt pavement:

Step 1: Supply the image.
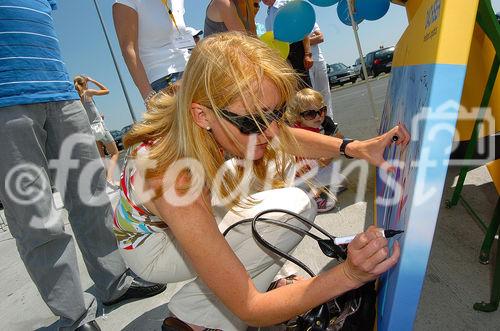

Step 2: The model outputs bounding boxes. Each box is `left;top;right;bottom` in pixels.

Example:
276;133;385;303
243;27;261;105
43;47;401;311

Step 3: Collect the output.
0;75;499;330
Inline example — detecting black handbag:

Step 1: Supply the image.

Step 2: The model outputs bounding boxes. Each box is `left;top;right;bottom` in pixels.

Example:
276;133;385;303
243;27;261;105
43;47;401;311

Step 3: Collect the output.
223;209;377;331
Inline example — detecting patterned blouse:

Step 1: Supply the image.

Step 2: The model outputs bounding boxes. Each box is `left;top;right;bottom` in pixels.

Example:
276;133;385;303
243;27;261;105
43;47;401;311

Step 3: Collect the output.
113;143;168;250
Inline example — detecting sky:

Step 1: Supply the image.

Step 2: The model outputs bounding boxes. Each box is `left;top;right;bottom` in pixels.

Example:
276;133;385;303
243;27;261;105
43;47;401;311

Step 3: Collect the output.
52;0;500;131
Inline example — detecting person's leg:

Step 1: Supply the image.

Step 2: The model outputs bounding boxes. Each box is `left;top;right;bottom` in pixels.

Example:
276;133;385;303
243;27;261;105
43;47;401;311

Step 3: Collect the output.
168;187;317;331
310;60;334;118
309;61;318;90
102;136;120;184
96;140;106;158
118;230;196;285
0;103;98;329
44;100;133;303
311;162;347;191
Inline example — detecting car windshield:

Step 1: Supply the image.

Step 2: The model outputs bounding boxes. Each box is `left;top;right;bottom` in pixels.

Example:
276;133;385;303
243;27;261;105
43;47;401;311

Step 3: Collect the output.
375;47;394;57
110;130;121;138
121;125;132;134
330;63;348;72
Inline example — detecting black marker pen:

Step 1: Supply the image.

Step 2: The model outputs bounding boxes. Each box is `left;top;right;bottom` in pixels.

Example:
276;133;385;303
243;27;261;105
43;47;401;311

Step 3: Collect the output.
334;229;404;245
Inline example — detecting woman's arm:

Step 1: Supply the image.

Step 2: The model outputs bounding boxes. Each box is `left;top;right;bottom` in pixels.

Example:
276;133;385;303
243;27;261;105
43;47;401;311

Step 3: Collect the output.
146;178;399;326
309;30;324;46
285;124;411;170
84;76;109;96
303;36;313;70
208;0;246;32
112;3;153;100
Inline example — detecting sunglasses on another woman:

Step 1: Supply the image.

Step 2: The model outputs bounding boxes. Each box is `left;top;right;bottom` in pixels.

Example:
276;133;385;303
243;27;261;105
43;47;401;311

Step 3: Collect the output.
219;107;286;135
300;106;327;120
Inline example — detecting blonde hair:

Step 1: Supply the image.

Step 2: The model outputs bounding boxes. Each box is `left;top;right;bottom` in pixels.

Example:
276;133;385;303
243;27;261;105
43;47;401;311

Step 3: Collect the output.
124;32;299;207
287;88;325;124
73;75;87;97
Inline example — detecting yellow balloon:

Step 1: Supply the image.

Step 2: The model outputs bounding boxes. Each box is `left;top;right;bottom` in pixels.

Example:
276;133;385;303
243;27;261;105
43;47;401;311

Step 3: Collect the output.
259;31;290;59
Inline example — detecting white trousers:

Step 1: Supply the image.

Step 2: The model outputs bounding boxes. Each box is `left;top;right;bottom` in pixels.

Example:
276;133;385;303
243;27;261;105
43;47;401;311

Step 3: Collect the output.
119;187;317;330
309;59;334;118
294;160;347;193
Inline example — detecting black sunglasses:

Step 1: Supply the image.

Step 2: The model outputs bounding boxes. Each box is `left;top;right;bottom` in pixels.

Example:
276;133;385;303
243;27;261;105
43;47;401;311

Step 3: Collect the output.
219;107;286;135
300;106;327;120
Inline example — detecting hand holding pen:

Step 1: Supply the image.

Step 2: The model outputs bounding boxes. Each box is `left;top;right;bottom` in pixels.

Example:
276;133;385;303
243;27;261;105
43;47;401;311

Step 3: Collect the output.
334;229;403;245
340;226;401;287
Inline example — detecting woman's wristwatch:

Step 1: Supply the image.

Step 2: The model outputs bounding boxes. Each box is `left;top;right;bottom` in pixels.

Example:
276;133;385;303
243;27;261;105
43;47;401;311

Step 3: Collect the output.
340;138;355;159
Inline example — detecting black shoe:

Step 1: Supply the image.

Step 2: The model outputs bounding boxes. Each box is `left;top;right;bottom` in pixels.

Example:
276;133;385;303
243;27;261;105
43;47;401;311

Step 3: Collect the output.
162;317;194;331
76;321;101;331
103;278;167;306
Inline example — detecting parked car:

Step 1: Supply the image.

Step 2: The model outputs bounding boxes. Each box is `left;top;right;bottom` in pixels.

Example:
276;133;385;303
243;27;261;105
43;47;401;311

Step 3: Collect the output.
352;57;363;77
361;46;394;80
121;124;133;136
110;130;124;150
327;63;358;87
119;124;133;147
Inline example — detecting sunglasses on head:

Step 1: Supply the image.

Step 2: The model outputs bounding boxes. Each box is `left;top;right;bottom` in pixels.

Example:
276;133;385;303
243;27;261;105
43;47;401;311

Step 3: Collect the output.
300;106;327;120
219;107;286;135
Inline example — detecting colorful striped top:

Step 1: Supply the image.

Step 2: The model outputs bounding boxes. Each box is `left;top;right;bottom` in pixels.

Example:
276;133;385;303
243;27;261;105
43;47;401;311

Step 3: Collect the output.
113;143;168;250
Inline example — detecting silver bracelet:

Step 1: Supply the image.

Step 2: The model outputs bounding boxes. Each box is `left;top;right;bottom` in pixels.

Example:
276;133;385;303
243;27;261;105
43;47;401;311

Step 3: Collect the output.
144;90;157;106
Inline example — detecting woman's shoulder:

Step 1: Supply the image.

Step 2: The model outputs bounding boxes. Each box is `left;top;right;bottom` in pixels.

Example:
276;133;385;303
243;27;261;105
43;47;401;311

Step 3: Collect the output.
80;91;92;101
208;0;235;16
211;0;233;7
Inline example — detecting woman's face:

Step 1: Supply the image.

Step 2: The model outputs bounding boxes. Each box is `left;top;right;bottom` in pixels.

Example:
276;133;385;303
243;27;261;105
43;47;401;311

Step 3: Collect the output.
79;80;88;91
208;79;281;160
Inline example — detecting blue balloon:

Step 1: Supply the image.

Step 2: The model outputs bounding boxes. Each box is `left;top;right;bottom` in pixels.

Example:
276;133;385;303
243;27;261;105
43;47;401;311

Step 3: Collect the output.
356;0;391;21
337;0;364;26
308;0;339;7
274;0;316;43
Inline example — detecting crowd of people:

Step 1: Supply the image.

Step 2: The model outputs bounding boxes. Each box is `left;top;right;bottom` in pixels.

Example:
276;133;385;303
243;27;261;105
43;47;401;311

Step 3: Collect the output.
0;1;409;330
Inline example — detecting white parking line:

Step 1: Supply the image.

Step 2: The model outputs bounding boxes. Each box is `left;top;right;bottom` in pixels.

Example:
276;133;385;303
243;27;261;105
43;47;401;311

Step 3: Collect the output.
333;82;388;99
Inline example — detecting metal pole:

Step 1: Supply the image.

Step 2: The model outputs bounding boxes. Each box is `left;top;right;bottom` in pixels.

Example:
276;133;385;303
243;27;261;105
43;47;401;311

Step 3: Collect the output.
91;0;137;122
347;0;379;123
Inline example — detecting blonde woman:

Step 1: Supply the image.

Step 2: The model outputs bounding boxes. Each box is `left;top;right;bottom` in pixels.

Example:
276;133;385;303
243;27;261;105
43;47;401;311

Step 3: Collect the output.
114;32;408;331
74;76;119;186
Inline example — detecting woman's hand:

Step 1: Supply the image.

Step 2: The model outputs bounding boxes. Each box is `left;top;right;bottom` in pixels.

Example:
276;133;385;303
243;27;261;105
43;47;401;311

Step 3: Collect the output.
346;123;410;171
303;54;313;70
341;226;400;288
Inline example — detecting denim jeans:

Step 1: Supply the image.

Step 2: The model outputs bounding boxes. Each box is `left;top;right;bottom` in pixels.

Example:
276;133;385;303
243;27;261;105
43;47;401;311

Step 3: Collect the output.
150;72;184;92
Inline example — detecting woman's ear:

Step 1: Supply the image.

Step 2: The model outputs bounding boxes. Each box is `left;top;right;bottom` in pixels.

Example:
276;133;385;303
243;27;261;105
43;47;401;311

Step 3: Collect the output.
190;103;212;129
